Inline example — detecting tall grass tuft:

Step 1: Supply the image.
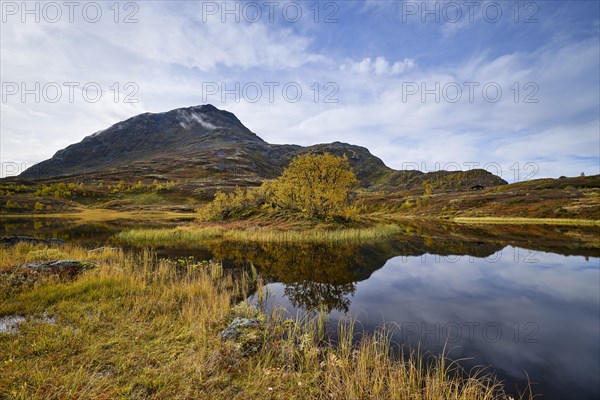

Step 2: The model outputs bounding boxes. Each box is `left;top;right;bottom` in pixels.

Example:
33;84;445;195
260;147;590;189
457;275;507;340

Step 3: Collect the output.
114;224;403;247
114;226;225;246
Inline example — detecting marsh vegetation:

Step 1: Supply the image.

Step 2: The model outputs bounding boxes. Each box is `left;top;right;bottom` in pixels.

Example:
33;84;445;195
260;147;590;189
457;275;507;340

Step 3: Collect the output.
0;243;535;400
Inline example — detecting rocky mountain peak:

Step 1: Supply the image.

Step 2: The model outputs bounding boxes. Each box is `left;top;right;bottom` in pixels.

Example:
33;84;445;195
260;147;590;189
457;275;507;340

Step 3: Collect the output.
18;105;507;193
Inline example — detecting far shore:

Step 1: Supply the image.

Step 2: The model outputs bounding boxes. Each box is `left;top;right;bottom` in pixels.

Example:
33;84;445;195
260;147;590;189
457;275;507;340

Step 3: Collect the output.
454;217;600;226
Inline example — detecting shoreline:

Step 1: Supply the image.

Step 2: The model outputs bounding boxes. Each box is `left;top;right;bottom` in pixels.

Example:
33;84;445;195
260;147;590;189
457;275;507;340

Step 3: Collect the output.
0;243;533;399
454;217;600;226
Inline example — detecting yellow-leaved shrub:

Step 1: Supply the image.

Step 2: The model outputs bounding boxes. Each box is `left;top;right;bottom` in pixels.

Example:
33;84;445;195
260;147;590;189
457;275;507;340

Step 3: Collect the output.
197;152;360;221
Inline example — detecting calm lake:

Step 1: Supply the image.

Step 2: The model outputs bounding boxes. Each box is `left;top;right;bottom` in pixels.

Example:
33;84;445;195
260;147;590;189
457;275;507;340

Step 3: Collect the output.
2;218;599;399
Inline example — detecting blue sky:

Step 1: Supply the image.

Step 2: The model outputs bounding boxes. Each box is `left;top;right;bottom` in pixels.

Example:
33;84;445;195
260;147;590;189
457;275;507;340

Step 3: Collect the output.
1;0;599;181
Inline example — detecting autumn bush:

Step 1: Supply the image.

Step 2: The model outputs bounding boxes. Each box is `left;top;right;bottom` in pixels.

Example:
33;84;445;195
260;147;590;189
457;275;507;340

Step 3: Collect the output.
267;152;359;219
35;182;76;198
197;187;264;221
198;153;360;221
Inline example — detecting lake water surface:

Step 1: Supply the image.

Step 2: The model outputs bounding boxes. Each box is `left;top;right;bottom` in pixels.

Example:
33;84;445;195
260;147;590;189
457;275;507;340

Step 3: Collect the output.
2;218;599;399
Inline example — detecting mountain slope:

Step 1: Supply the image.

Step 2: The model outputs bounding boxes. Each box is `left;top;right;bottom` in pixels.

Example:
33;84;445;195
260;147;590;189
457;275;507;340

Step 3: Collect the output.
19;104;507;192
21;105;263;178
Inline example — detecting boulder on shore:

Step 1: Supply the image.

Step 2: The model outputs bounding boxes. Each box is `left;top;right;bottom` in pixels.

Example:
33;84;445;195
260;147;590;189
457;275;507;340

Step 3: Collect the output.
220;317;261;340
20;260;95;274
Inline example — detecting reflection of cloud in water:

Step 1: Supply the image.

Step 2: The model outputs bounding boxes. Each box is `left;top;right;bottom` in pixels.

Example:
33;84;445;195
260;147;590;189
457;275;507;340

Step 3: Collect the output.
254;247;599;399
374;248;599;303
328;249;599;400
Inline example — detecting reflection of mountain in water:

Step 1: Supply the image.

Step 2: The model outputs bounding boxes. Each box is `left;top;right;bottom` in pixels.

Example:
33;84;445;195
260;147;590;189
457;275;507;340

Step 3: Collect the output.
208;237;503;312
207;221;599;312
3;217;597;312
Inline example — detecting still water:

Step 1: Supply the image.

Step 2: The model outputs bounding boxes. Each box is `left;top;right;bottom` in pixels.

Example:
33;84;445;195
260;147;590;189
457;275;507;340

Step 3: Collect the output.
2;219;599;399
252;246;599;399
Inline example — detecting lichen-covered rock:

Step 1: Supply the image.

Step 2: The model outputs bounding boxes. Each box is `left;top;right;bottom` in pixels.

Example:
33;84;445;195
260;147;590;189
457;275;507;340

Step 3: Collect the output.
21;260;95;274
220;317;260;340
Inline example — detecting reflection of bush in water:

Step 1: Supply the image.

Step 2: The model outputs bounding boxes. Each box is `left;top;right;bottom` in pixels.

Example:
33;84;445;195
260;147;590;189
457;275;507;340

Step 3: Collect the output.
209;242;367;312
284;281;356;313
207;236;510;312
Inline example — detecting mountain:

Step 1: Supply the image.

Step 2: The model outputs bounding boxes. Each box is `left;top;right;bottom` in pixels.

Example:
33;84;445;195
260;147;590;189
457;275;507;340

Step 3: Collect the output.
19;104;507;193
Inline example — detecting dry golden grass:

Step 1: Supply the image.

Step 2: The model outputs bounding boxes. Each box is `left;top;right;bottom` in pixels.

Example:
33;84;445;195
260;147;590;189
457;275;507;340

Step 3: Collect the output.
0;244;531;399
114;224;403;247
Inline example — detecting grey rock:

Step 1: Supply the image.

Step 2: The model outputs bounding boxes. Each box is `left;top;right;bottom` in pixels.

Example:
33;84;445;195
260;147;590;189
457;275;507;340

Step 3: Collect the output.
21;260;95;273
220;317;260;340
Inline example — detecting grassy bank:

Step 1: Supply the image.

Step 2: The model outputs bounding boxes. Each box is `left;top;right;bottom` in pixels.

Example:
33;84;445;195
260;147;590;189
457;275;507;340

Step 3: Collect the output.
454;217;600;226
0;244;529;399
114;224;403;247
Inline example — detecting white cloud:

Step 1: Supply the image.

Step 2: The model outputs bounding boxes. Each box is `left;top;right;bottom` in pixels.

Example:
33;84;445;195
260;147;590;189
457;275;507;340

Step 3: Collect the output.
341;57;416;76
0;1;329;175
250;38;599;181
102;2;326;72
